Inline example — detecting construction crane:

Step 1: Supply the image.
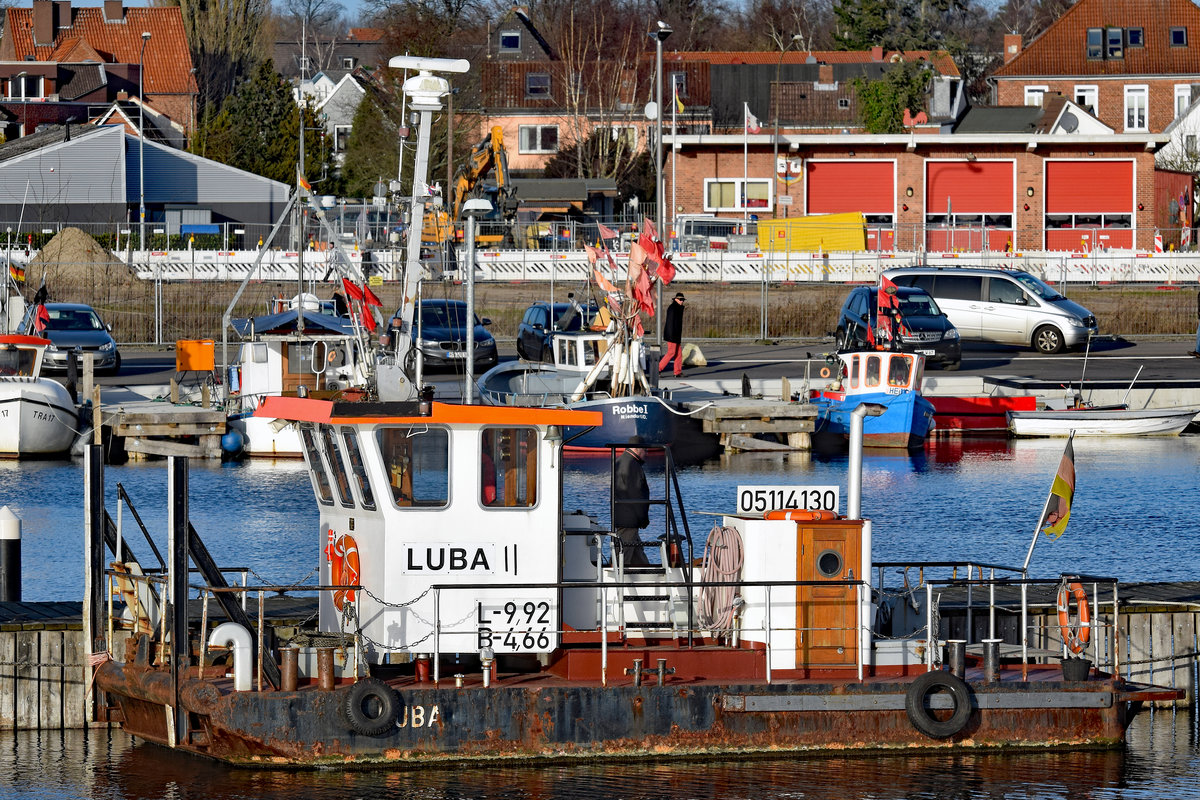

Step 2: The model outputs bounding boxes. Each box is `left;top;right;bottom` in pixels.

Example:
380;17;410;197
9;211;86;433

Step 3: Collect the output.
423;126;519;250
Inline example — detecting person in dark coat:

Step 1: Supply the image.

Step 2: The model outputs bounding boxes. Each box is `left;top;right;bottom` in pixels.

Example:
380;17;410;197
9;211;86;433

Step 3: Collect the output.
658;293;686;377
613;438;650;566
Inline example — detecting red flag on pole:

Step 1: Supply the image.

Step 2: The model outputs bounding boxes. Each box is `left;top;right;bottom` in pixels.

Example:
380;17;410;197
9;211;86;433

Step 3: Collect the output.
362;284;382;307
342;278;363;302
597;223;618;240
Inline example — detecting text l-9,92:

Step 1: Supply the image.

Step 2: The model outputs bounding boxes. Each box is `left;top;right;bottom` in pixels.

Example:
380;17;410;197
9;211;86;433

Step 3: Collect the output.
476;598;558;653
736;485;840;515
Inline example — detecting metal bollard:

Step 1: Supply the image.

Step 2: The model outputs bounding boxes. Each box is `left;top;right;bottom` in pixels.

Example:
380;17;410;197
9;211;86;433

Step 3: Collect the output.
0;507;20;602
628;658;643;687
946;640;966;679
982;638;1002;683
316;647;335;691
279;646;298;691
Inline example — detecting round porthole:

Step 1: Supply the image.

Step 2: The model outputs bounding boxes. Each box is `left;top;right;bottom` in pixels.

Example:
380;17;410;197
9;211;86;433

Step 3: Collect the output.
816;549;843;578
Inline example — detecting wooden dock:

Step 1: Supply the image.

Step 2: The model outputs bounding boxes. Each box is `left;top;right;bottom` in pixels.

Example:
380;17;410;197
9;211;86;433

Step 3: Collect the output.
686;396;817;451
99;395;226;460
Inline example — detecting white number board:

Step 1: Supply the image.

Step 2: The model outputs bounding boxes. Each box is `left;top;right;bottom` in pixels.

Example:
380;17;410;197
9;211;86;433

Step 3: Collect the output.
736;485;840;515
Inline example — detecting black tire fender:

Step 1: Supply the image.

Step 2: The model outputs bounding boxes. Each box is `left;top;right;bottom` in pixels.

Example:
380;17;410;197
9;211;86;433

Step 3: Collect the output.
341;677;400;736
904;670;972;739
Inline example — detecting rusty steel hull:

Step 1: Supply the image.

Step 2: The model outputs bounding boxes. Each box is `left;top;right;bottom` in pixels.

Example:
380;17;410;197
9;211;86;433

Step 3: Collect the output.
97;661;1148;767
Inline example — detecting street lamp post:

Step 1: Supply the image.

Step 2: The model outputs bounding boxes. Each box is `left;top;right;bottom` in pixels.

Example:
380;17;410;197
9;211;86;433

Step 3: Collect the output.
649;21;672;347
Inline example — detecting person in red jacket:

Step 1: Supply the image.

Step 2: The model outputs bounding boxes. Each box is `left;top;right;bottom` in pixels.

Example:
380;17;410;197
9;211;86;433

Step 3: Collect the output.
658;293;686;377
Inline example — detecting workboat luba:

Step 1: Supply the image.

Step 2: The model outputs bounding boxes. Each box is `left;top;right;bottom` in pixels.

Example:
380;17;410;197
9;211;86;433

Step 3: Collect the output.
0;334;78;457
1007;405;1200;437
87;395;1177;766
811;350;936;449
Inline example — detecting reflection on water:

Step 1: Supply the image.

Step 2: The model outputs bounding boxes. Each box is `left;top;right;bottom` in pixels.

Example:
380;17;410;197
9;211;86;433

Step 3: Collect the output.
0;709;1195;799
0;437;1199;601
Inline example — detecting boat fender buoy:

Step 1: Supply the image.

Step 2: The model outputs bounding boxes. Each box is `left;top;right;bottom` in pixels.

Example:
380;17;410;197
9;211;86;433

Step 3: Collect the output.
1057;582;1091;655
819;366;832;379
904;671;972;739
341;677;400;736
763;509;838;521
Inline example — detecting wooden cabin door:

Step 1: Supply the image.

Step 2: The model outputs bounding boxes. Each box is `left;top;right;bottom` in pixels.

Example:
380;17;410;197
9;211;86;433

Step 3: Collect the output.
796;522;861;669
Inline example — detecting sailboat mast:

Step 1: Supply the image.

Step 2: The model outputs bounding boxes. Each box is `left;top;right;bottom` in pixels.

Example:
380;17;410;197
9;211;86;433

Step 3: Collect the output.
297;104;306;334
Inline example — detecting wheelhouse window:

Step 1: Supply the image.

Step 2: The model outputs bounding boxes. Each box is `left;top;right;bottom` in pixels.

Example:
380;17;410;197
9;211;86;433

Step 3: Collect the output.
864;354;881;386
887;356;912;388
378;426;449;508
0;347;35;377
704;178;772;212
341;427;375;510
1124;86;1148;131
480;428;538;508
848;355;859;388
299;425;334;505
518;124;558;154
525;73;551;99
320;425;355;508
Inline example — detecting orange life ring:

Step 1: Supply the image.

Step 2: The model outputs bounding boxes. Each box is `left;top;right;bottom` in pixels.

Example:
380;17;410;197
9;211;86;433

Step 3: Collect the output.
327;531;360;612
819;366;832;379
764;509;838;521
1057;581;1091;654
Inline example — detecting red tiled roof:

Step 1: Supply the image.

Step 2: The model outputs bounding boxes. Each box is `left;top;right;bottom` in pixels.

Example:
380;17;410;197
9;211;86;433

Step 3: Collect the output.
994;0;1200;77
348;28;384;41
3;5;197;95
663;49;960;76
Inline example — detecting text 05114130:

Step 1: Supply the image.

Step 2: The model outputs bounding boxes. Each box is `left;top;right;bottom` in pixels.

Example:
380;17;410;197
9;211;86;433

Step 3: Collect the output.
736;485;840;515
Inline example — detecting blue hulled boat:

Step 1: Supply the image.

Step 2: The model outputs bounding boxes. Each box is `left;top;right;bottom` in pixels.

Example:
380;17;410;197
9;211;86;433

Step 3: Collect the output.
811;350;935;449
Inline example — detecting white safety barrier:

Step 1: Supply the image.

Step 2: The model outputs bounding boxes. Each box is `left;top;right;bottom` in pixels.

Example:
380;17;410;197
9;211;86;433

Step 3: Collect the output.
121;249;1200;285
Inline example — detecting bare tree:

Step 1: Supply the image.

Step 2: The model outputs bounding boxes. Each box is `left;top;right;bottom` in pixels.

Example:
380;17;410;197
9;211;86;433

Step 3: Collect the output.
176;0;272;112
274;0;348;76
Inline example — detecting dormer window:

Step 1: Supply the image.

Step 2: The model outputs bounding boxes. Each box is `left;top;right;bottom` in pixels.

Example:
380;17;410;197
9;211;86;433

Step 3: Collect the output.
342;57;355;69
1127;27;1144;47
525;73;550;99
1171;27;1188;47
299;55;312;71
499;30;520;52
1086;28;1102;59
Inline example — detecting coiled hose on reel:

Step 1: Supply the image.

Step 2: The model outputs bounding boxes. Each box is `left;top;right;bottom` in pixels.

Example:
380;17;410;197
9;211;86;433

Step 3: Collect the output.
698;524;744;637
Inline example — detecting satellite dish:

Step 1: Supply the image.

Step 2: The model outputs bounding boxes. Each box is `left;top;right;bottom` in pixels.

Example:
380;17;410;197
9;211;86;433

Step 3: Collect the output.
645;101;659;121
1060;111;1079;133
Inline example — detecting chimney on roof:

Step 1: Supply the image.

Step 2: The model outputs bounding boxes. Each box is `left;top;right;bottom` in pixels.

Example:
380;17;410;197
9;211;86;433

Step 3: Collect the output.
54;2;72;32
103;0;123;22
1003;33;1022;64
116;90;128;100
870;46;884;62
32;0;53;46
819;63;833;85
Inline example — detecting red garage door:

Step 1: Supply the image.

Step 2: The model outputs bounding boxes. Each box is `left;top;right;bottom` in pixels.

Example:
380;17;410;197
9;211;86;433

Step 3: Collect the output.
806;161;894;250
1044;160;1134;250
806;161;894;214
925;161;1014;251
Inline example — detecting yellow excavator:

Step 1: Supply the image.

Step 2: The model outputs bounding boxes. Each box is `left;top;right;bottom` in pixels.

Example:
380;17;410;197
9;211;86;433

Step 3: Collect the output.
422;125;519;249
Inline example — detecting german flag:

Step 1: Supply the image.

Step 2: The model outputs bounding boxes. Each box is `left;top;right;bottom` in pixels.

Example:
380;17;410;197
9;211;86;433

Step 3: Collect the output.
8;263;24;282
1039;437;1075;539
299;174;312;192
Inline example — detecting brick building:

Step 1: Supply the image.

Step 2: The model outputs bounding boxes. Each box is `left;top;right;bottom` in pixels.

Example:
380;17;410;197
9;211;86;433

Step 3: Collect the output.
992;0;1200;135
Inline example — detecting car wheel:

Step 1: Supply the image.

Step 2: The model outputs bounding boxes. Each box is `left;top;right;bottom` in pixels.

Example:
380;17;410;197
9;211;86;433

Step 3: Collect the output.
835;327;848;350
103;352;122;375
1032;325;1064;354
516;341;528;360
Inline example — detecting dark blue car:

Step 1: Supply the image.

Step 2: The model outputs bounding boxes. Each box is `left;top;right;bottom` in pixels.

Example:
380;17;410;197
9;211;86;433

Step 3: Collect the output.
409;299;497;369
516;299;600;361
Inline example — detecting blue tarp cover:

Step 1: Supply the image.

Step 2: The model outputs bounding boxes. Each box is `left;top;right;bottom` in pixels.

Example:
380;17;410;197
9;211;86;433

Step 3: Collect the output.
181;224;221;234
230;309;353;337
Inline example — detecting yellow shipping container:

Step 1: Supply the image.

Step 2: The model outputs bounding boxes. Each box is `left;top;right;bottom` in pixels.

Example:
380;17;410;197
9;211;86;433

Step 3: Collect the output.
756;212;868;252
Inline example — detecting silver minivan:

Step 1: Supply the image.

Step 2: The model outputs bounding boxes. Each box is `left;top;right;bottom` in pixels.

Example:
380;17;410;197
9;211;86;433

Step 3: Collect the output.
882;267;1098;353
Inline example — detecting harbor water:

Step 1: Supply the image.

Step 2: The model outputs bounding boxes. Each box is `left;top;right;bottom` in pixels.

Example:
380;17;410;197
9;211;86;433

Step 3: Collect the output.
0;435;1198;796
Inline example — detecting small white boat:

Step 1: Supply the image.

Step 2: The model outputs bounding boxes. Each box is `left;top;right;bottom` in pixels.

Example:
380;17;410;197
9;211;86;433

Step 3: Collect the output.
1007;406;1200;437
225;297;372;457
0;335;79;457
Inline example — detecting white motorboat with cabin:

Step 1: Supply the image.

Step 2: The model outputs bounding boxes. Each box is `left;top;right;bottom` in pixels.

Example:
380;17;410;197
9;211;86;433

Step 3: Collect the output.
0;334;78;456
